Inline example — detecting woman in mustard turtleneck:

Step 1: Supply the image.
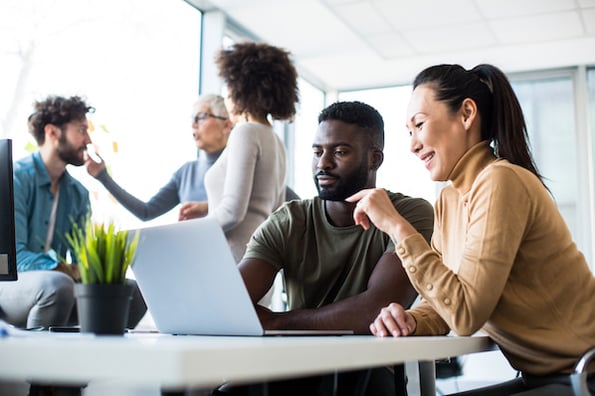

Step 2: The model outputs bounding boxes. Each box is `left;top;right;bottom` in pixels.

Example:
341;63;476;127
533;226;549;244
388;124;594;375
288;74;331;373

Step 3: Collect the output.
348;63;595;395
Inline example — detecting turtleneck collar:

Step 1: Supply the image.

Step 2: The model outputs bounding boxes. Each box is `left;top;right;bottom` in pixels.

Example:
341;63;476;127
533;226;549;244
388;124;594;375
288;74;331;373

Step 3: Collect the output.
198;149;224;165
449;141;498;193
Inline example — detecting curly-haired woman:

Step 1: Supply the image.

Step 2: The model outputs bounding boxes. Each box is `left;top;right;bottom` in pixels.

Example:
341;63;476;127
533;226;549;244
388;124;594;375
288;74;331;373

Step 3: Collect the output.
179;42;299;262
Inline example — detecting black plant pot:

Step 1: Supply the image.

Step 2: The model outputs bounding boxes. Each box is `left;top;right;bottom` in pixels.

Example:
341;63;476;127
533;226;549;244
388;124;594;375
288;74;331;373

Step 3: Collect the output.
75;283;133;335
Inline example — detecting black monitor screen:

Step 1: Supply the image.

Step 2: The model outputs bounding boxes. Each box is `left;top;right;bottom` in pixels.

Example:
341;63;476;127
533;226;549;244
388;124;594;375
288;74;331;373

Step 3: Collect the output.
0;139;17;281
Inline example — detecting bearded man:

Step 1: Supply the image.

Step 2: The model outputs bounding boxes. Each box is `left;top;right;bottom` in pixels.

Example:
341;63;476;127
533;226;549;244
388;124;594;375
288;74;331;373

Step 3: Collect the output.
0;95;146;332
215;101;434;396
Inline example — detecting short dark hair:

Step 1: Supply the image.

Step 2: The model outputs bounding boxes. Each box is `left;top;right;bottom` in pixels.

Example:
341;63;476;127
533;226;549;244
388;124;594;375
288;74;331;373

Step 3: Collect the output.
215;42;299;121
28;95;94;145
318;101;384;150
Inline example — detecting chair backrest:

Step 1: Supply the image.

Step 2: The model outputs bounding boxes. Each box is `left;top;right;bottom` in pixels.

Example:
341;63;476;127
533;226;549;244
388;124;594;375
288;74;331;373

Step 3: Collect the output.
571;347;595;396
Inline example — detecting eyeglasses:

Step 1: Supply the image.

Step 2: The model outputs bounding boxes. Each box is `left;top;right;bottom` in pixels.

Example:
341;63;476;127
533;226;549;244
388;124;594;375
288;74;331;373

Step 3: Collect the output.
193;112;227;123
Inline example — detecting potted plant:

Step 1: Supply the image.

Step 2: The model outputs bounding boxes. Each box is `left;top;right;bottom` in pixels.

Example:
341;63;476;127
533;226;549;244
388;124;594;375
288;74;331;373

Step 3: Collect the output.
66;217;139;335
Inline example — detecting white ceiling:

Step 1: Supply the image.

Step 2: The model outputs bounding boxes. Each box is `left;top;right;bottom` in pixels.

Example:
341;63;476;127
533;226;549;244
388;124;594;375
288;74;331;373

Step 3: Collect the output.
196;0;595;91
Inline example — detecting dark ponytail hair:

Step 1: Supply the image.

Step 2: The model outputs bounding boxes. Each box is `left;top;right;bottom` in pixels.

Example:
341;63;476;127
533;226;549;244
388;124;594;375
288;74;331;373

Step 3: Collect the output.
413;64;544;184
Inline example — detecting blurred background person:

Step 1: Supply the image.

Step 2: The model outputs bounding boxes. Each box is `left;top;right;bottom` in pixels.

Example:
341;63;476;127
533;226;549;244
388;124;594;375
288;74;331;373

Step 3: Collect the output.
0;95;146;331
85;94;233;221
179;41;299;263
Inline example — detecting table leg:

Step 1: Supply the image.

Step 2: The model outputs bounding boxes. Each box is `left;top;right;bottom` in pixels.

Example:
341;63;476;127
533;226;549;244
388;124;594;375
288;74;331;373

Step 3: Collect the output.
418;361;436;396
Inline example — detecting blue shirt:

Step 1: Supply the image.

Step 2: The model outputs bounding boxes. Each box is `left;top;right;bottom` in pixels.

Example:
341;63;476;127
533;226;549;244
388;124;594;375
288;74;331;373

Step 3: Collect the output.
13;152;90;271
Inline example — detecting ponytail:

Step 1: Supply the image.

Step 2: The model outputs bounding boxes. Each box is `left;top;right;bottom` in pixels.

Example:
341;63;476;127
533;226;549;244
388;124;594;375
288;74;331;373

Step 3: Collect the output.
413;64;544;184
471;65;543;182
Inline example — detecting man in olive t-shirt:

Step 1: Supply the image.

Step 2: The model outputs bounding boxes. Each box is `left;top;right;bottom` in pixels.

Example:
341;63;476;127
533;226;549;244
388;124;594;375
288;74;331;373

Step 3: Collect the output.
215;101;433;396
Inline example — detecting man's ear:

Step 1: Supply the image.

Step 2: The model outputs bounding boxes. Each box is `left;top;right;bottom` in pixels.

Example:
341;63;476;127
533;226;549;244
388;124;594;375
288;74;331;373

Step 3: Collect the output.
370;149;384;171
461;98;478;131
44;124;61;142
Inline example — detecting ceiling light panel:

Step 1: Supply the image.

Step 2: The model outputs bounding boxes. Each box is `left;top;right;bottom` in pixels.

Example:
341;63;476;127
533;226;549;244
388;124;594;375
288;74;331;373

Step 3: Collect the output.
367;32;415;59
374;0;482;30
578;0;595;7
490;11;584;43
221;0;363;57
331;2;393;35
583;8;595;34
402;22;497;53
475;0;577;18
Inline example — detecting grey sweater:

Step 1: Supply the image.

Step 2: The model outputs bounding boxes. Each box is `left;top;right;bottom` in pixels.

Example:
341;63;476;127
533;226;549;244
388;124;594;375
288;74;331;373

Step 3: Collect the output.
205;122;286;262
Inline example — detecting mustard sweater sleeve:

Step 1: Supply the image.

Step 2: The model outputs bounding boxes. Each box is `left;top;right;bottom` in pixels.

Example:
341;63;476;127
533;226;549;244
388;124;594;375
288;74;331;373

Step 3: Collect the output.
397;166;532;336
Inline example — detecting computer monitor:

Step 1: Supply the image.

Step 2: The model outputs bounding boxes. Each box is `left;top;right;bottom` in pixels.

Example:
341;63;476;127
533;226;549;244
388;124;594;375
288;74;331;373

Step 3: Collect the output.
0;139;17;281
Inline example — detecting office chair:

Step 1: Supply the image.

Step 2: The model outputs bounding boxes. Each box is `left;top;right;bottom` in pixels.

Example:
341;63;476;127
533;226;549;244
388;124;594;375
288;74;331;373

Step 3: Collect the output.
571;346;595;396
450;346;595;396
520;346;595;396
442;347;595;396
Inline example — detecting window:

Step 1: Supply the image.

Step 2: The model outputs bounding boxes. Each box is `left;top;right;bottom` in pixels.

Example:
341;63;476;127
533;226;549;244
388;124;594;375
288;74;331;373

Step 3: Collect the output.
589;68;595;146
512;76;577;209
339;87;438;205
0;0;201;228
588;67;595;268
291;78;326;199
511;72;590;264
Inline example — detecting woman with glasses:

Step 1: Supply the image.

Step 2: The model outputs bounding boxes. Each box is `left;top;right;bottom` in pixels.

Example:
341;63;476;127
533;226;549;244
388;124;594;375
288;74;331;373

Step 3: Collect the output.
179;41;299;263
85;94;233;221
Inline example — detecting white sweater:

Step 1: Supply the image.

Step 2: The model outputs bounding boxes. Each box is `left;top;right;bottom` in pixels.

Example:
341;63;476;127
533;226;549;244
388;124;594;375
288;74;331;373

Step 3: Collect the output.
204;122;286;262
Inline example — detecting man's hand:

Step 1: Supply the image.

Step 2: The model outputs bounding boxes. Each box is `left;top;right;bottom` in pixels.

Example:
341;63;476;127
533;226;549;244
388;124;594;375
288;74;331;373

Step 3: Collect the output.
178;201;208;221
370;302;416;337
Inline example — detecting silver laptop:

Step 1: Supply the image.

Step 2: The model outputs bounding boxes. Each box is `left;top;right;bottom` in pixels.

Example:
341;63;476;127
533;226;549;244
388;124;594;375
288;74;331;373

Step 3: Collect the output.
130;217;353;336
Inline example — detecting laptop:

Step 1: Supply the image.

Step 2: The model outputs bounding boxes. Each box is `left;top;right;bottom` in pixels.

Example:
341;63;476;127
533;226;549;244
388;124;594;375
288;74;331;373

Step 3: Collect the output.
130;217;353;336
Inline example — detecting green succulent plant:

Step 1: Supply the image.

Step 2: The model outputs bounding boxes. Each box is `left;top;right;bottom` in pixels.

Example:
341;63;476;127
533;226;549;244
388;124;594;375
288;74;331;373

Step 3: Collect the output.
66;217;139;284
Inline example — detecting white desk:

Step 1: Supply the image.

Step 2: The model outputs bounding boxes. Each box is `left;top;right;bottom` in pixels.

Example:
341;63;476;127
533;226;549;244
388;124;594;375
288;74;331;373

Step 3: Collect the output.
0;332;493;395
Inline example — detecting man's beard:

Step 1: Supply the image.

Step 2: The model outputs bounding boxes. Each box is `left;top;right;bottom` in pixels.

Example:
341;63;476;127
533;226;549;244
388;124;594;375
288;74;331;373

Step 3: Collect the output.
57;134;85;166
314;162;369;201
